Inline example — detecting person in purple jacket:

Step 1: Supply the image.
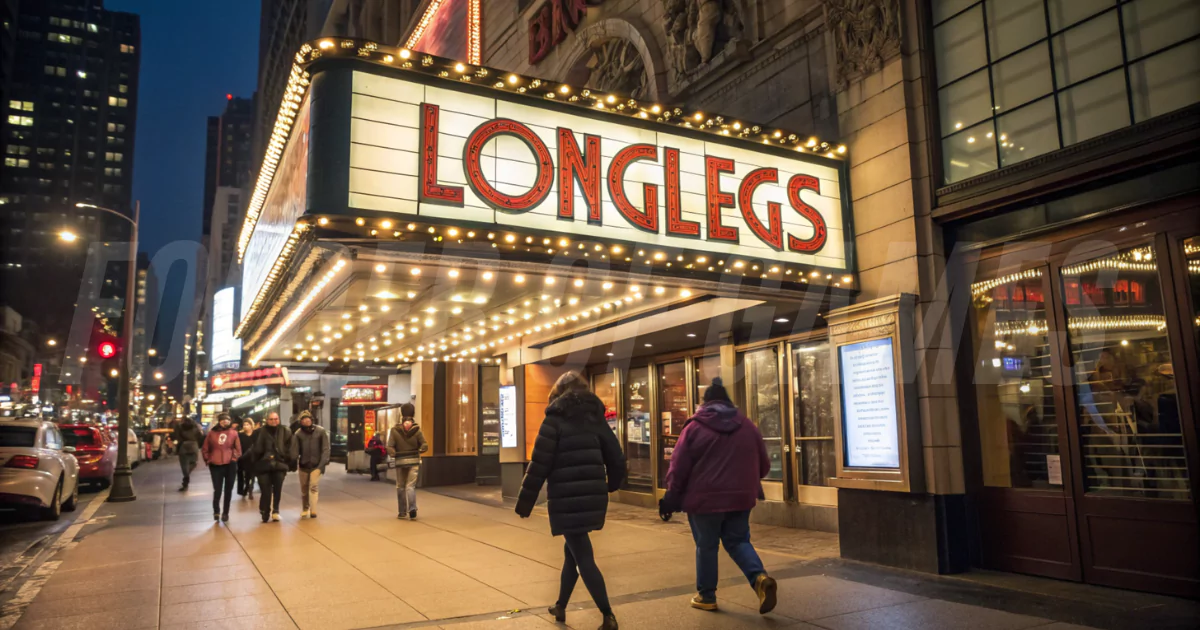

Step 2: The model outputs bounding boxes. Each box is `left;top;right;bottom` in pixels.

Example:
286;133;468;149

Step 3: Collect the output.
661;377;778;615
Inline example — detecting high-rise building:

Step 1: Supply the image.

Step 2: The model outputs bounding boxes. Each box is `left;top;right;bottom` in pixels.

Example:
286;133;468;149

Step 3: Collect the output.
254;0;326;168
0;0;140;351
202;95;253;238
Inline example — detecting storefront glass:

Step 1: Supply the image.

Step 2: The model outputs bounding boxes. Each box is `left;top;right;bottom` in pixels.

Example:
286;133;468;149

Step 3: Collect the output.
1186;236;1200;359
592;371;619;437
658;361;689;487
446;362;477;455
792;340;837;487
970;270;1062;488
694;355;721;408
1062;244;1190;499
739;347;785;482
622;366;652;492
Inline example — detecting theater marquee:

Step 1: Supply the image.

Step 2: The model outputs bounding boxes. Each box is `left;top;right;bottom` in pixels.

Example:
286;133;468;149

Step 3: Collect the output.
345;71;850;271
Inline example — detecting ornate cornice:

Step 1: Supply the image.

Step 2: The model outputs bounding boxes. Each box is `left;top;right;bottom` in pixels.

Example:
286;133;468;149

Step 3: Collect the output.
822;0;901;89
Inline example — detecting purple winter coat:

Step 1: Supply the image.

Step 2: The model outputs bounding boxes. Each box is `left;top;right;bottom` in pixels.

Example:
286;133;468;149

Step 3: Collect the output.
665;401;769;514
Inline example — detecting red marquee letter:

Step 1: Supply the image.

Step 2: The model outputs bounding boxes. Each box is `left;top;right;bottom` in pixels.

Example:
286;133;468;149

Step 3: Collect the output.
464;118;555;212
738;167;783;251
528;5;553;64
705;156;738;242
786;174;828;253
419;104;464;206
664;148;699;238
607;144;659;233
557;128;602;224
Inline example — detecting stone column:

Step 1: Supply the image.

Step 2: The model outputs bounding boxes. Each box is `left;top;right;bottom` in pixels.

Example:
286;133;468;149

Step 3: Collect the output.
825;0;968;573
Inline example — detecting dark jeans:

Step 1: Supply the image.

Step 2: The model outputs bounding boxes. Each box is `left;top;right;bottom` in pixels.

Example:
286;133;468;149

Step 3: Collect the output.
257;470;286;515
368;451;384;480
178;444;199;486
237;464;256;495
209;462;236;516
557;532;612;616
687;510;766;599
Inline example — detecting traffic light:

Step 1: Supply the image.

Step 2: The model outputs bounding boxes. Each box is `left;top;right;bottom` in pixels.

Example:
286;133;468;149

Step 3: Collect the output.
98;340;118;359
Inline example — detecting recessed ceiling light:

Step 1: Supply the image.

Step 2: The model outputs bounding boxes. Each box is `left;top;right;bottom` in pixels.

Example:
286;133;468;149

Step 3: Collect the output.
687;333;696;338
775;318;789;323
606;352;614;357
644;343;652;347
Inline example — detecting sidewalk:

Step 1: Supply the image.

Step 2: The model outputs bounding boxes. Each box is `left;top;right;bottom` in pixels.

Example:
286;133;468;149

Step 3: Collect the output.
6;459;1194;630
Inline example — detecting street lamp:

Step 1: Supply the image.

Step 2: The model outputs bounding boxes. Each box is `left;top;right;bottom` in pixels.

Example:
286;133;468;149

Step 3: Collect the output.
68;201;140;502
154;371;164;380
148;348;157;357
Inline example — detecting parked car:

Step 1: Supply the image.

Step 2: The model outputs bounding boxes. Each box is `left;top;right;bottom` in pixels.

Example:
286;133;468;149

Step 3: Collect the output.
59;424;117;489
0;419;80;520
124;429;143;468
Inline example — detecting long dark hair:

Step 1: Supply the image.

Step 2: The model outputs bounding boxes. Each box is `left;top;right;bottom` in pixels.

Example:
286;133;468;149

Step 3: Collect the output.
548;371;590;403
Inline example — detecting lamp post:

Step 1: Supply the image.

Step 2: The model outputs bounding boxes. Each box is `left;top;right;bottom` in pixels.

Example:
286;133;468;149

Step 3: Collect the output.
68;201;140;502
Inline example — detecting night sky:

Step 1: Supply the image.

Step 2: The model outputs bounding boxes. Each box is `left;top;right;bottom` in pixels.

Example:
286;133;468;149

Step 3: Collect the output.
103;0;259;390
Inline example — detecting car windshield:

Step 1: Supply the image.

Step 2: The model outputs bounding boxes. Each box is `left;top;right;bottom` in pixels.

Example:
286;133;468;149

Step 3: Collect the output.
61;428;98;448
0;427;38;447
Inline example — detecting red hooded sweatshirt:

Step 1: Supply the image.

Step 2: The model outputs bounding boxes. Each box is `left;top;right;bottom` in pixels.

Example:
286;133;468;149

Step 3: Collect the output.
203;426;242;466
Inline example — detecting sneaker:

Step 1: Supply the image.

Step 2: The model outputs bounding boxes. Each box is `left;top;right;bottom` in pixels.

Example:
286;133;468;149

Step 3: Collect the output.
547;604;566;622
261;511;270;523
409;509;417;520
398;513;405;519
690;595;718;611
271;512;281;522
753;574;777;615
300;509;310;518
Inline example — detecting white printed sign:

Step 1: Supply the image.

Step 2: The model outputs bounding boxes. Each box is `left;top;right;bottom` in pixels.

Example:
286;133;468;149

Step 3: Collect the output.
839;337;901;469
499;385;518;448
346;71;849;270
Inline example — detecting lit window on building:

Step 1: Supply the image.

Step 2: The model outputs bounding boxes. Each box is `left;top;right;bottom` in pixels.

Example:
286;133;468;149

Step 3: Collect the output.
8;100;34;111
6;115;33;126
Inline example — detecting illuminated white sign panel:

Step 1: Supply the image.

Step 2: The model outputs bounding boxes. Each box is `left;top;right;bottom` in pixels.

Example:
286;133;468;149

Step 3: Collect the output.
211;287;242;371
499;384;518;448
838;338;900;469
346;72;848;270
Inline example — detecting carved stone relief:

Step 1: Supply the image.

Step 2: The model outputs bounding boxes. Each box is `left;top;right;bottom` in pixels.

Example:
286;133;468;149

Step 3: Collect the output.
662;0;746;88
822;0;902;88
570;37;650;99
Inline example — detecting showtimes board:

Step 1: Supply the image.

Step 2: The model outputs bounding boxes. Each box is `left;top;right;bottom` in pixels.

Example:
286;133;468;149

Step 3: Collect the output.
838;337;900;469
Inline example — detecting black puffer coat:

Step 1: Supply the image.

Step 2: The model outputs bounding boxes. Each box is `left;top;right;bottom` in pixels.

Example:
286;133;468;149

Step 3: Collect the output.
515;391;625;535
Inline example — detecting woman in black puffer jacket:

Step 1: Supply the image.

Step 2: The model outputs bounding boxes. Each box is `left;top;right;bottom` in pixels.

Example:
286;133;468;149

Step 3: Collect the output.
516;372;625;630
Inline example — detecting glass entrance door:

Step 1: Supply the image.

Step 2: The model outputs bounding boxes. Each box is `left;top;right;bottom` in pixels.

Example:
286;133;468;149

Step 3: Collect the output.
657;361;689;488
622;366;652;492
739;346;785;499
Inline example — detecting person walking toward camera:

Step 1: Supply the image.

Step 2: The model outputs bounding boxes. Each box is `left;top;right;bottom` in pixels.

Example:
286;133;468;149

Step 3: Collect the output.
386;403;427;519
202;413;241;523
173;417;204;492
247;412;293;523
516;372;624;630
290;411;329;519
237;418;257;499
660;377;777;615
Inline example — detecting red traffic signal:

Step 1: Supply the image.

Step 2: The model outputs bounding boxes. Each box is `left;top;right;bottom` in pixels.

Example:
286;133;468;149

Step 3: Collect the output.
98;341;118;359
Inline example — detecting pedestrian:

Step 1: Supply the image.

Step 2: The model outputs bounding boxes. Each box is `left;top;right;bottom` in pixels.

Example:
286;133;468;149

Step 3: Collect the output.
515;372;624;630
366;431;386;481
172;417;204;491
202;412;241;522
247;411;293;523
660;377;777;615
236;418;257;499
386;402;427;519
289;411;330;519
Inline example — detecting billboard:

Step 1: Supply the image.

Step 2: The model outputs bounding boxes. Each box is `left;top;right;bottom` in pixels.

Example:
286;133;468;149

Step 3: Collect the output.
210;287;242;371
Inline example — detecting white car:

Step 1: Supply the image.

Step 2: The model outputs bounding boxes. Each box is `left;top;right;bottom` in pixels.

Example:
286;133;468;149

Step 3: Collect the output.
124;429;143;467
0;419;81;520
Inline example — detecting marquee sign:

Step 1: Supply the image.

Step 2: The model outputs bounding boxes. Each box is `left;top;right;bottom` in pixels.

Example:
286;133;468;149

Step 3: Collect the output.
346;71;849;271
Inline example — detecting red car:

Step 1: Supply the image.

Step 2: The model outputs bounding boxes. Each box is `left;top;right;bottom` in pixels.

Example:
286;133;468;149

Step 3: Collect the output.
59;425;117;489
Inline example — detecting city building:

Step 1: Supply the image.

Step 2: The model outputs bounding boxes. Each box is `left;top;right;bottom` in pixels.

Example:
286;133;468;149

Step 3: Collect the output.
202;95;254;238
233;0;1200;598
254;0;333;167
0;0;140;380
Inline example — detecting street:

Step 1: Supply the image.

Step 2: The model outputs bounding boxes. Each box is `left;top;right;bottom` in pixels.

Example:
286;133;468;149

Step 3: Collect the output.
0;459;1193;630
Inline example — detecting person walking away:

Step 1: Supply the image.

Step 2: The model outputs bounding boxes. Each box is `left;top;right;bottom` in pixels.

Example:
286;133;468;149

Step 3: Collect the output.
290;411;330;518
366;432;386;481
247;412;293;523
386;403;427;519
202;413;242;522
237;418;257;499
173;417;204;491
516;372;624;630
661;377;777;614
